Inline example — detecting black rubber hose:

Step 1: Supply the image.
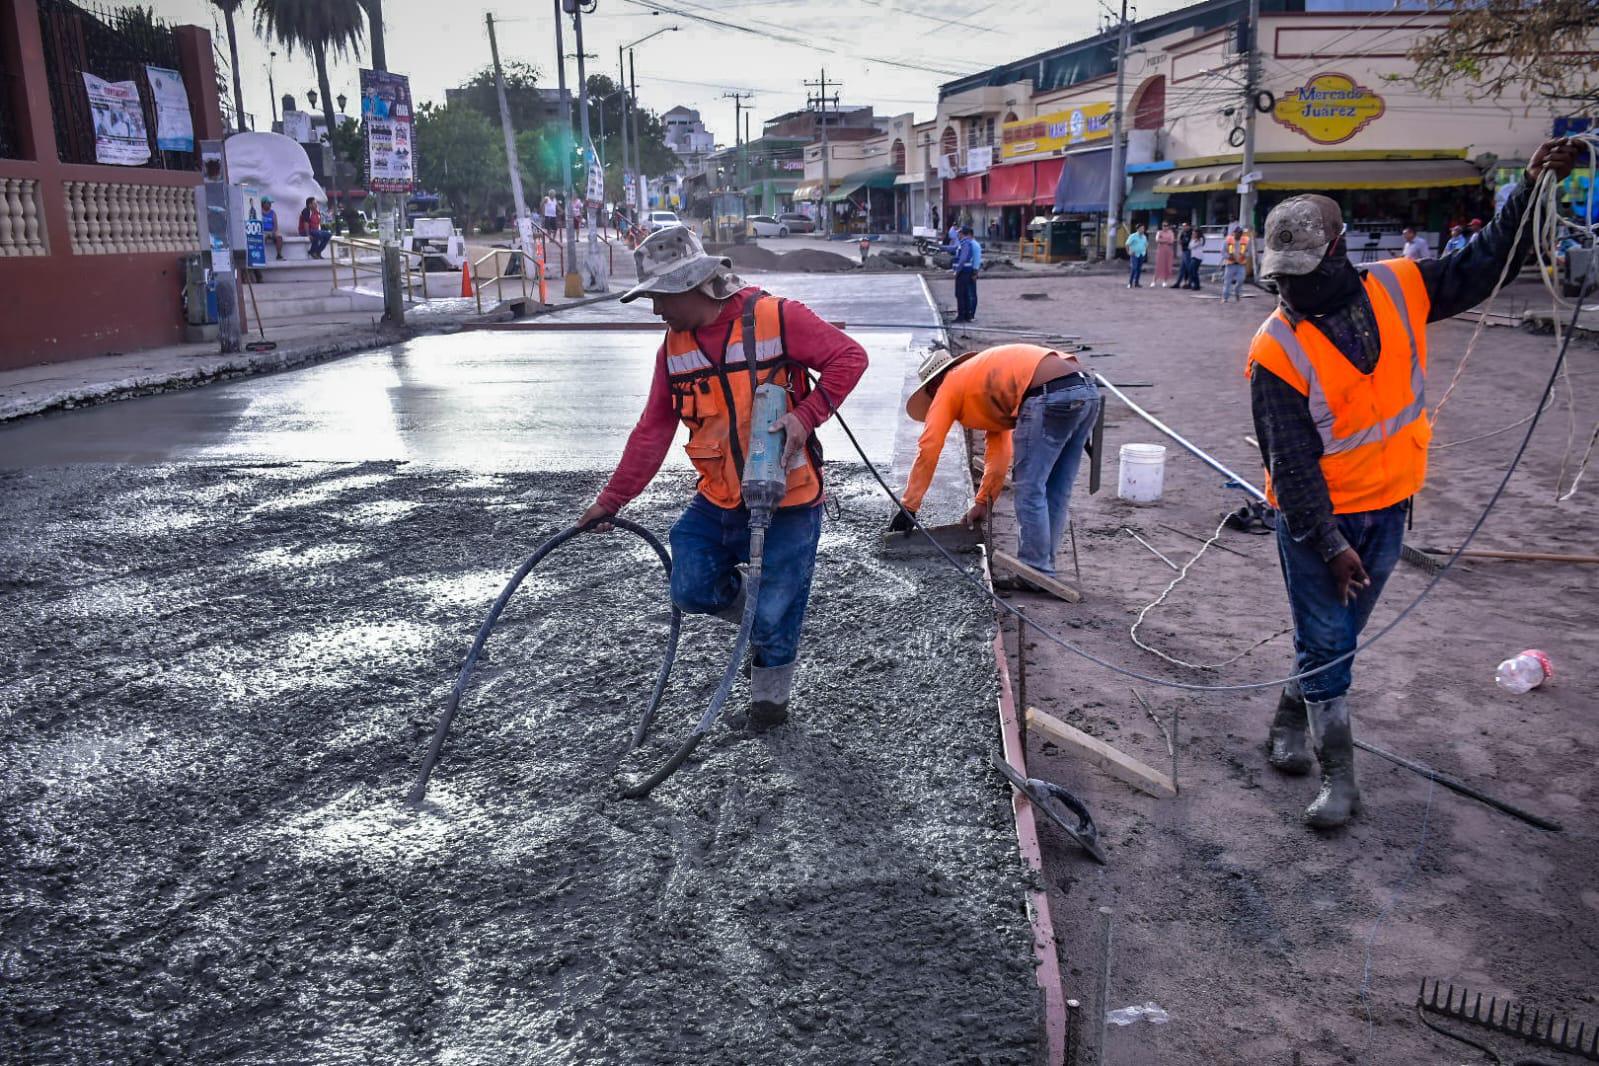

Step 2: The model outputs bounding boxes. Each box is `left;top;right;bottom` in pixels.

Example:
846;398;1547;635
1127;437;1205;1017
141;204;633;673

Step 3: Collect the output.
619;555;764;799
406;516;681;808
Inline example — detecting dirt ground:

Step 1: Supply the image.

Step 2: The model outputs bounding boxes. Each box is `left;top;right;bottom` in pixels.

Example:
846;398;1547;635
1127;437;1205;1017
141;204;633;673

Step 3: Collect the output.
927;270;1599;1064
0;464;1040;1064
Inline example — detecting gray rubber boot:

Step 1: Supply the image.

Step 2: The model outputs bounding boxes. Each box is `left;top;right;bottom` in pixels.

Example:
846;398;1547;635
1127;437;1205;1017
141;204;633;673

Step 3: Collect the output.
1304;695;1360;829
748;661;796;730
1267;680;1314;775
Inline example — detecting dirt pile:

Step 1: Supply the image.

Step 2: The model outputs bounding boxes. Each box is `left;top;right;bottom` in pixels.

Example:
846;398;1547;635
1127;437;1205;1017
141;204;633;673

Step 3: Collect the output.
0;462;1040;1065
721;243;783;271
776;248;860;273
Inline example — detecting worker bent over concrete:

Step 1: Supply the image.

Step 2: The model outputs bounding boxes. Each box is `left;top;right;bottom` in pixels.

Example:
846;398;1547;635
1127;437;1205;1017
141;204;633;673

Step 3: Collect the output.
581;226;868;729
892;343;1100;587
1248;137;1578;830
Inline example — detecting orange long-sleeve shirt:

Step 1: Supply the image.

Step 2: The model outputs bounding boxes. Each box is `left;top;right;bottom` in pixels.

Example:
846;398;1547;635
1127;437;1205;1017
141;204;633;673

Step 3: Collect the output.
901;343;1057;513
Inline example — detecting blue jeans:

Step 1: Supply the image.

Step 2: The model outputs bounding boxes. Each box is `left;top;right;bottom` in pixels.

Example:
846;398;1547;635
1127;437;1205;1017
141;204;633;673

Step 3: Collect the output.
1221;263;1245;300
1011;379;1101;574
307;228;332;257
1128;255;1145;286
1276;504;1406;703
955;268;978;320
668;495;824;669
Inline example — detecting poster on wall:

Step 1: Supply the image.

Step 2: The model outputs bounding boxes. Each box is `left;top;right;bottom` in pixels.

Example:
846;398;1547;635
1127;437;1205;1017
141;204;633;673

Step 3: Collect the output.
359;68;415;192
242;185;266;267
82;73;149;165
586;141;604;203
282;110;314;143
1000;103;1113;160
144;65;193;151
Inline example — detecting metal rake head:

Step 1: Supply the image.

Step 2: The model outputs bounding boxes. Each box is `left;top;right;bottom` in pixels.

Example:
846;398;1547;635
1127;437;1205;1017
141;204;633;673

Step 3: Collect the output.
1418;978;1598;1061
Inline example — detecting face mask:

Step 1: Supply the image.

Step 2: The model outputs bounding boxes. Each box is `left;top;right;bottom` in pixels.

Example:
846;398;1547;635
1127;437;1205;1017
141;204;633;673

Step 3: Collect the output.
1276;236;1362;317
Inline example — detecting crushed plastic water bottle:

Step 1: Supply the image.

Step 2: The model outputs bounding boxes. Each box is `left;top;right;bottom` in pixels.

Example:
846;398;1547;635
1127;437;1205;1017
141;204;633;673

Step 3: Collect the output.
1495;650;1553;694
1105;1002;1171;1027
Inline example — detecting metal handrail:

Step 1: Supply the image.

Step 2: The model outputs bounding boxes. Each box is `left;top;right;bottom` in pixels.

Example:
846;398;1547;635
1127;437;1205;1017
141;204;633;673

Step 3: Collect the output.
469;247;533;314
329;236;431;304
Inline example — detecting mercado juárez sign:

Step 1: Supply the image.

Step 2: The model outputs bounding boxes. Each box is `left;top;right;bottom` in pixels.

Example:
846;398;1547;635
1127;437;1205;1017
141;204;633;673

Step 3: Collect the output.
1272;72;1385;145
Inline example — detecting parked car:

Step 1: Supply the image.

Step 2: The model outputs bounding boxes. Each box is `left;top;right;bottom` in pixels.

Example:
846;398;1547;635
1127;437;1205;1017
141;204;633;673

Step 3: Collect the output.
778;212;815;234
645;210;681;232
746;214;790;238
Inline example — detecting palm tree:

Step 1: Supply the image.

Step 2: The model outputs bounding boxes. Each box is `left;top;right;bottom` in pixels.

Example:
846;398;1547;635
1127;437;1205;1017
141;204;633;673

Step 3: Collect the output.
361;0;386;71
212;0;247;129
252;0;364;165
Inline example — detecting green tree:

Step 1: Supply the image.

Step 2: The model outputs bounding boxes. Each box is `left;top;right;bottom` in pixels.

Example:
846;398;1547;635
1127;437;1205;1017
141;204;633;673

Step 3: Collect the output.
1409;0;1599;106
454;61;547;130
361;0;385;70
415;103;503;232
211;0;248;129
253;0;366;194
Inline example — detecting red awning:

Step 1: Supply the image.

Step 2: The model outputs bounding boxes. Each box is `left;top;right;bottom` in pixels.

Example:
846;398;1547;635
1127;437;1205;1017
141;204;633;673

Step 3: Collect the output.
945;174;985;205
1033;158;1065;204
987;161;1035;205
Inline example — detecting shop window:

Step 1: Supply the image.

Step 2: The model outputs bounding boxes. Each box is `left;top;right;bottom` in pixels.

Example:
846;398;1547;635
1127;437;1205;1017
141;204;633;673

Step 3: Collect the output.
1132;75;1166;131
891;139;906;174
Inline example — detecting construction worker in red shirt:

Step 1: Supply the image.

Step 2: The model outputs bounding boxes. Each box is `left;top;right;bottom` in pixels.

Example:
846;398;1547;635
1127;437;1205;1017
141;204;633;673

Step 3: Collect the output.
891;343;1100;587
1249;137;1579;829
579;226;868;729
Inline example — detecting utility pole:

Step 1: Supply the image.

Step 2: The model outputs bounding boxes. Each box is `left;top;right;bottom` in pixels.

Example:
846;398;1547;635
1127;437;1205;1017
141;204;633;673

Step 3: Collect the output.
629;50;644;217
1105;0;1130;262
1239;0;1261;246
804;69;839;238
617;47;632;220
571;5;607;291
486;14;531;262
723;90;753;197
553;0;579;296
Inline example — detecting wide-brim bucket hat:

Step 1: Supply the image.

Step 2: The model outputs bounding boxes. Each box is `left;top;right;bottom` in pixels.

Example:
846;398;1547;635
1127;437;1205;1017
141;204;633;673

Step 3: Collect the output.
619;224;736;303
905;346;976;421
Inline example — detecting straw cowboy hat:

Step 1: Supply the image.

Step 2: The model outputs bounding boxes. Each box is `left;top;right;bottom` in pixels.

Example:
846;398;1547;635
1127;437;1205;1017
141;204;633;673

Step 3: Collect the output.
905;345;976;421
620;224;745;304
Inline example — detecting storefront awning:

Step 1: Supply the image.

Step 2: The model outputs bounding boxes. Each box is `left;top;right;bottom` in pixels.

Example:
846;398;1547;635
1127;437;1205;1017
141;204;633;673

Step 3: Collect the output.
1033;158;1064;204
826;166;900;202
1155;157;1484;195
1125;171;1169;211
945;173;985;205
987;160;1036;206
1054;147;1113;214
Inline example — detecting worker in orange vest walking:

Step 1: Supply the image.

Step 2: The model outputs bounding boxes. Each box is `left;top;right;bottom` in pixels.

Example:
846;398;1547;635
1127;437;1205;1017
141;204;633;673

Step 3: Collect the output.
1248;137;1579;830
1221;226;1250;302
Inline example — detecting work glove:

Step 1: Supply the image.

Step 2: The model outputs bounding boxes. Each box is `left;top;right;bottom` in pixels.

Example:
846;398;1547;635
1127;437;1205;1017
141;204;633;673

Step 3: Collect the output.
887;507;917;536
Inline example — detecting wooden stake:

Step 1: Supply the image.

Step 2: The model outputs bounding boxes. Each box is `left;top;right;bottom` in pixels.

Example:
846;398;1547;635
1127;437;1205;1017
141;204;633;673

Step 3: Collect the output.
1027;706;1176;799
993;550;1083;603
1421;547;1599;565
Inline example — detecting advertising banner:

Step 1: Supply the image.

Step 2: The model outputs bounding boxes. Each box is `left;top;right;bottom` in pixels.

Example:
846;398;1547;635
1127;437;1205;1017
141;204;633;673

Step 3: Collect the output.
586;140;604;203
283;110;314;143
82;73;149;165
144;65;193;151
360;69;415;192
1001;103;1113;161
242;185;266;267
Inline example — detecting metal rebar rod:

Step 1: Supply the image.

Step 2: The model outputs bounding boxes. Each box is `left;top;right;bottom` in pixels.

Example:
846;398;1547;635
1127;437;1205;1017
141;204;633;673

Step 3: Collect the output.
1092;373;1267;501
1016;615;1028;728
1096;906;1115;1066
1353;739;1564;832
1123;527;1181;572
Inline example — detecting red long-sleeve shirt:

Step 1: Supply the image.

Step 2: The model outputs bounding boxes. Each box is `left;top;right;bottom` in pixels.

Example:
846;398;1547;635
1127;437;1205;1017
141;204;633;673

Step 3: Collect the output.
596;286;869;513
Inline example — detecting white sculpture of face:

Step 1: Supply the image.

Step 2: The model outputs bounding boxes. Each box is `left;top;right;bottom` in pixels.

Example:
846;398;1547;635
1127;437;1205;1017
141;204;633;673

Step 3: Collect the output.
222;132;328;213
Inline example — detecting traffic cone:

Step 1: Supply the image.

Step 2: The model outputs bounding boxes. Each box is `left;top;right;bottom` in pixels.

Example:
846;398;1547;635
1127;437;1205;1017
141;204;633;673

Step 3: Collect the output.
461;266;474;298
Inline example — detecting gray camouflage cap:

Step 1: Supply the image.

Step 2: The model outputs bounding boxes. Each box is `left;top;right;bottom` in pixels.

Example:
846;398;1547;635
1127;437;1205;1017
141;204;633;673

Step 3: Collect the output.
1259;194;1345;278
619;225;741;303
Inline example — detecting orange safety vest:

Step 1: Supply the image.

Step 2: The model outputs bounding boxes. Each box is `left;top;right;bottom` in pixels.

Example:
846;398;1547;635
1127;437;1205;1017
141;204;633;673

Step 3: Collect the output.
1225;233;1250;264
1246;258;1432;514
664;294;824;510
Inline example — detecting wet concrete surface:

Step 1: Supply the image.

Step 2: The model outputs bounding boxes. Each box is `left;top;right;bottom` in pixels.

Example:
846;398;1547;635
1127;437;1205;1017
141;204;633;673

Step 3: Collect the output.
0;463;1039;1064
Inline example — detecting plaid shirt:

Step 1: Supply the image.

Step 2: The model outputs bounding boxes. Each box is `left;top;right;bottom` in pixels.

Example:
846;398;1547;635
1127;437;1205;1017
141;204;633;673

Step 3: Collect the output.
1251;183;1537;561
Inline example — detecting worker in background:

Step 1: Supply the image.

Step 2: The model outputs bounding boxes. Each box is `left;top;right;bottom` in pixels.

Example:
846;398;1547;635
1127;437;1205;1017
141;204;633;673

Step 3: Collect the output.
579;227;868;730
1402;226;1431;261
1248;137;1578;830
890;343;1100;588
952;224;982;323
1442;224;1468;256
1221;225;1250;302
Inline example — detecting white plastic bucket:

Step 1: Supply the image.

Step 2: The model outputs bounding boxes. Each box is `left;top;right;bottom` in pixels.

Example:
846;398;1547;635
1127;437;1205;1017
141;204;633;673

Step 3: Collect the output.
1118;443;1167;504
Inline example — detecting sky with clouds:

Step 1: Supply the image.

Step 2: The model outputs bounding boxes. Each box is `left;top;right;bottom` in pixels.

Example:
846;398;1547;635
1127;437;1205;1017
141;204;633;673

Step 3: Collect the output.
150;0;1200;142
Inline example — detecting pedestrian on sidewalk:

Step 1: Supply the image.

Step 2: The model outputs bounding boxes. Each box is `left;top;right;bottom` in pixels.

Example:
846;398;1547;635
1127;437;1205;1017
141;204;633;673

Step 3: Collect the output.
1249;137;1578;830
1154;221;1177;287
260;196;283;260
953;225;982;322
1402;226;1431;260
579;226;868;730
890;343;1100;586
1221;225;1249;301
1126;223;1148;288
1177;222;1194;287
1442;224;1468;256
542;190;558;232
1186;226;1207;289
298;197;331;259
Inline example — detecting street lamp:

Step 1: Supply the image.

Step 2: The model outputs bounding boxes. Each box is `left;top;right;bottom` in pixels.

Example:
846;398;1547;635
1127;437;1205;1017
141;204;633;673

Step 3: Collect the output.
620;26;679;216
269;51;279;125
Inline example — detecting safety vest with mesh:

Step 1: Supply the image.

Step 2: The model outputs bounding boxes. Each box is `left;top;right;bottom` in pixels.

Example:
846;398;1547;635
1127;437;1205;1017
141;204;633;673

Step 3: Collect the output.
1246;258;1432;514
664;294;823;510
1225;233;1250;264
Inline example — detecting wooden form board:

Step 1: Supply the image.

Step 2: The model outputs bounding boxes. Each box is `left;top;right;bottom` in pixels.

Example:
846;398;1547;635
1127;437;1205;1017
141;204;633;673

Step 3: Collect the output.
1026;706;1176;799
991;550;1082;603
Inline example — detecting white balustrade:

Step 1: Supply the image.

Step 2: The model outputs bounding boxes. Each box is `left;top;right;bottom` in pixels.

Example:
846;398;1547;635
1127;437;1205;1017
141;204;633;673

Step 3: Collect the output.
62;180;199;255
0;178;47;256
